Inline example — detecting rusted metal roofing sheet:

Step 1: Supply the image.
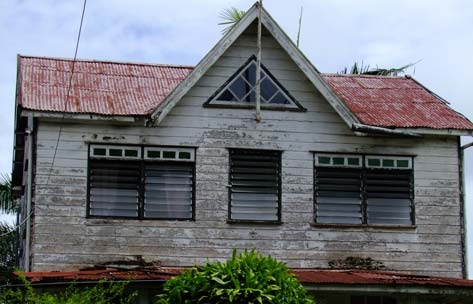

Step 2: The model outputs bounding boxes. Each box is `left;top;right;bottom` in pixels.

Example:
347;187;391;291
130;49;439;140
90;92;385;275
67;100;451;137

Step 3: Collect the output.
18;56;193;116
22;267;182;283
294;269;473;287
18;56;473;130
321;74;473;130
21;268;473;288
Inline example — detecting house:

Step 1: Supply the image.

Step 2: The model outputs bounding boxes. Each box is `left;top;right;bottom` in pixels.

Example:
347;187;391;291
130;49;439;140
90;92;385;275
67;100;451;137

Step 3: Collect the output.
10;2;473;303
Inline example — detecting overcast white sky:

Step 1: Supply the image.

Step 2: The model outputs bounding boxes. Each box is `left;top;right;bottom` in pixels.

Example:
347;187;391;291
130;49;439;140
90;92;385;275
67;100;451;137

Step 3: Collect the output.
1;0;472;276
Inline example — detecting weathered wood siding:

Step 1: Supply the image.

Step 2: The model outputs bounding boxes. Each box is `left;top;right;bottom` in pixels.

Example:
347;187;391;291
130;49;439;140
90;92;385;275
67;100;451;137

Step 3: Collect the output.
31;25;463;278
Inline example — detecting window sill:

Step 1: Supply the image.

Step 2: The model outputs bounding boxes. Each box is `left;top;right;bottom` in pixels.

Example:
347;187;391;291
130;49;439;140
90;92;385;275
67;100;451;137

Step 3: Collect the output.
227;219;283;225
310;223;417;230
203;103;306;112
86;216;195;222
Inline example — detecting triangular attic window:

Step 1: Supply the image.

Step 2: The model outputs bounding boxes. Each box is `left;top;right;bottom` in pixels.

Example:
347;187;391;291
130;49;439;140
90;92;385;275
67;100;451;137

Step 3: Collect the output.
206;56;304;111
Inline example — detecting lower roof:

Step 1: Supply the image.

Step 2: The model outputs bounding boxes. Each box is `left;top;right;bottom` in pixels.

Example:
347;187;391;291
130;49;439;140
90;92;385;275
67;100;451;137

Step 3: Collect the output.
17;55;473;131
21;267;473;289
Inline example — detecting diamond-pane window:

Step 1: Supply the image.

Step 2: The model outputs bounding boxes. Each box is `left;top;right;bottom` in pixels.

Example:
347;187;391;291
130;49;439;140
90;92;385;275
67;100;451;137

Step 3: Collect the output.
207;56;303;110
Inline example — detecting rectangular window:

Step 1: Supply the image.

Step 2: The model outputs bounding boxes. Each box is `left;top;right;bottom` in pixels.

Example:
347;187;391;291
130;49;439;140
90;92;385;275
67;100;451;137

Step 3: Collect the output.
314;154;414;225
229;149;281;222
88;145;195;220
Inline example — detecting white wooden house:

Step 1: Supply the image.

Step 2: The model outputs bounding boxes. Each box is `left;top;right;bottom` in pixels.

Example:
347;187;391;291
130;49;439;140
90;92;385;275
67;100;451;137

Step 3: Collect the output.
11;3;473;303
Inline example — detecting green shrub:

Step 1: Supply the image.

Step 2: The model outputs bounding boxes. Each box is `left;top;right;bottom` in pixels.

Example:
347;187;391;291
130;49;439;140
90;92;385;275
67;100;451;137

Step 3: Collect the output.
157;250;315;304
0;273;137;304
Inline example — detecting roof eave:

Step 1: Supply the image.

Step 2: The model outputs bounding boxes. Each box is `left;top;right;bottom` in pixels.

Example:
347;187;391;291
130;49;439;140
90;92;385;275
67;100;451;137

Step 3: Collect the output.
304;283;473;296
391;127;473;136
21;109;142;122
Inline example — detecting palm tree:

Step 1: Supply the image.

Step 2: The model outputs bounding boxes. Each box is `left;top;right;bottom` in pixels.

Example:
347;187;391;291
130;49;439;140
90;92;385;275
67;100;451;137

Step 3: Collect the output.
0;174;18;272
0;222;17;272
218;7;246;35
0;174;16;215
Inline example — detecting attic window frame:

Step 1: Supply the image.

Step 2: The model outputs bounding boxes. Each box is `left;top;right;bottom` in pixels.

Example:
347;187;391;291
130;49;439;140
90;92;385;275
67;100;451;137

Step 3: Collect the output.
204;56;306;112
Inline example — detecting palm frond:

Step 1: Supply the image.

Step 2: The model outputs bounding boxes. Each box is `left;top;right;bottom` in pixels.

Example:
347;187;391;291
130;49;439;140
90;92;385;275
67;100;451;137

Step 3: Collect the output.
0;174;16;215
0;221;18;271
218;7;246;35
339;61;419;76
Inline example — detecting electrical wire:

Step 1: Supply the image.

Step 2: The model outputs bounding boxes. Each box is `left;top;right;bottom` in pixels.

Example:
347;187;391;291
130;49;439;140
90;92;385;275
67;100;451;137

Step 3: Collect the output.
0;0;88;239
0;210;33;238
46;0;88;185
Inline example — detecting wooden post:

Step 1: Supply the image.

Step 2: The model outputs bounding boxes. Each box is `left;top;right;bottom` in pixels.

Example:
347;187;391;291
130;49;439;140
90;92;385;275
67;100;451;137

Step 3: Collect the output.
255;0;263;122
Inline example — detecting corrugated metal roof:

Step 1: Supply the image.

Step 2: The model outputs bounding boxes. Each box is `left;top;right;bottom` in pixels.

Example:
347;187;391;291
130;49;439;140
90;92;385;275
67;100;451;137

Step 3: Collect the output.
18;56;473;130
321;74;473;130
18;56;193;116
21;268;473;288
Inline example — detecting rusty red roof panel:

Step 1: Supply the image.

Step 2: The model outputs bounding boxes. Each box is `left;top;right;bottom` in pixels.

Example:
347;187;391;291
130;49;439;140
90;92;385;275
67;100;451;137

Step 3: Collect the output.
18;56;473;130
18;56;193;116
321;74;473;129
293;269;473;288
20;268;473;288
22;267;183;283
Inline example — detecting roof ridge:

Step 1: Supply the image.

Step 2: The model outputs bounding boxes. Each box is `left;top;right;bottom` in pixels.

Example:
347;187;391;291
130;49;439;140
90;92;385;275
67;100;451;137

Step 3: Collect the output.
321;73;406;79
19;54;195;69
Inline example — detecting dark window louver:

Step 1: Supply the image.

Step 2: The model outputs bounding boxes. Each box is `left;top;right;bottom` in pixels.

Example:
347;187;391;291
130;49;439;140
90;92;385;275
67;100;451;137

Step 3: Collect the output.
89;160;140;218
315;167;362;224
229;149;281;222
144;163;193;219
366;169;413;225
314;155;414;225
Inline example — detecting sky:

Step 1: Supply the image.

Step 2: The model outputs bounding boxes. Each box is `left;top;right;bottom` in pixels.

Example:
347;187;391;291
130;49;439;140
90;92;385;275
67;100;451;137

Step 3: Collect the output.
1;0;473;276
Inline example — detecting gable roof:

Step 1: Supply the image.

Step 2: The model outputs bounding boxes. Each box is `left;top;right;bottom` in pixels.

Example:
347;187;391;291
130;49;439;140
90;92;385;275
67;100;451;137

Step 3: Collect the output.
17;55;473;132
148;3;361;128
17;55;192;116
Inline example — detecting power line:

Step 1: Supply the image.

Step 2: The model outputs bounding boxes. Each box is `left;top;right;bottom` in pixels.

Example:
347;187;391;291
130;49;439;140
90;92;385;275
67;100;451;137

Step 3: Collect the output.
0;0;88;239
0;210;33;238
46;0;88;185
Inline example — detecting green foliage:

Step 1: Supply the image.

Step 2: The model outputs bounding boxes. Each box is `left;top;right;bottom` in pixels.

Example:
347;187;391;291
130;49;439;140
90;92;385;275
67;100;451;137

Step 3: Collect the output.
0;174;16;215
0;273;137;304
339;61;418;76
0;222;17;272
218;7;246;35
157;249;314;304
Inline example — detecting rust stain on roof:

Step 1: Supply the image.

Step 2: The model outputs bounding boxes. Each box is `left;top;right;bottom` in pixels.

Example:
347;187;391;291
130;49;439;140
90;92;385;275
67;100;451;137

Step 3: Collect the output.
293;269;473;288
322;74;473;130
18;55;473;130
18;56;193;116
20;268;473;288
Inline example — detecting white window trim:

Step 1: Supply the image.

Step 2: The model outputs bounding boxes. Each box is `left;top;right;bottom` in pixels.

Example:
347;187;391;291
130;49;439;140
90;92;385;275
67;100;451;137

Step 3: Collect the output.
315;154;363;168
90;145;141;160
365;156;412;169
144;147;195;162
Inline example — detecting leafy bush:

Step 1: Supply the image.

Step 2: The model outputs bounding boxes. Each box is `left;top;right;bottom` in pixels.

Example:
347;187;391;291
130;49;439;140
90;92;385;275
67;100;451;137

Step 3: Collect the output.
157;250;315;304
0;273;137;304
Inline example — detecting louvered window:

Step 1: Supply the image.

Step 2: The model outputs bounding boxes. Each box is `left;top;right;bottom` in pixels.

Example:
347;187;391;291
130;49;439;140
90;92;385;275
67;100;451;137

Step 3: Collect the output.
89;160;140;217
88;145;195;220
229;149;281;222
144;163;193;219
314;154;414;225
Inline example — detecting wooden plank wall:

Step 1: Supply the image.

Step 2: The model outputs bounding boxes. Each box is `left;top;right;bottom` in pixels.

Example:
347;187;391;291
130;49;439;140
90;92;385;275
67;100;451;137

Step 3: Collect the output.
30;25;463;278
